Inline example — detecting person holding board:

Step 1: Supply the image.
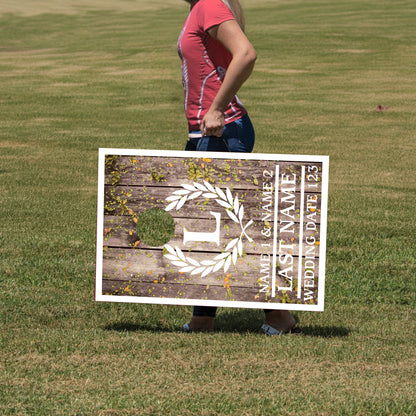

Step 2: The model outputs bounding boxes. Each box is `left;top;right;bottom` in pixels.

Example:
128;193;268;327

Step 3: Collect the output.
178;0;299;335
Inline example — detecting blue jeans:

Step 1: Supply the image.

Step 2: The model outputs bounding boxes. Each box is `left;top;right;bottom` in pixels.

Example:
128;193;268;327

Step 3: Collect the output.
185;113;255;153
185;114;258;318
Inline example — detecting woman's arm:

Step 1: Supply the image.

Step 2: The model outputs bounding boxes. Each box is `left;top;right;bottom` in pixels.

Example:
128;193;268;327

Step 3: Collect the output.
201;19;257;137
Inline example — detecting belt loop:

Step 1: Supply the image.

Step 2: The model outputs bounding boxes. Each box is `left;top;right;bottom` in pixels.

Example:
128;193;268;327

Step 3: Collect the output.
222;137;231;152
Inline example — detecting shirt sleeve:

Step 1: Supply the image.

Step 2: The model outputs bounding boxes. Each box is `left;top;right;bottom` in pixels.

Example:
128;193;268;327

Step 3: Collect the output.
197;0;236;32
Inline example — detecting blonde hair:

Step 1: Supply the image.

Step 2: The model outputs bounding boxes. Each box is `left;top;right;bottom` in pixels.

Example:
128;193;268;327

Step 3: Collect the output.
184;1;246;32
221;0;245;32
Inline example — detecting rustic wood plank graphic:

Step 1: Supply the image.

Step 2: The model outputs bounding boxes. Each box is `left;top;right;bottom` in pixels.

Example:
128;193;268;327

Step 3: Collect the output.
96;149;329;311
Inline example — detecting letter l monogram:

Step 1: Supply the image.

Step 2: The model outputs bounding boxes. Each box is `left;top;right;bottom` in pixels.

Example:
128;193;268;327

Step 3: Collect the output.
183;211;221;246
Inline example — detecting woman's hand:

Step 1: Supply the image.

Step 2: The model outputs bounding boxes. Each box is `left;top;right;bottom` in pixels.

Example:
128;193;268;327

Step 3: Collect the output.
201;109;224;137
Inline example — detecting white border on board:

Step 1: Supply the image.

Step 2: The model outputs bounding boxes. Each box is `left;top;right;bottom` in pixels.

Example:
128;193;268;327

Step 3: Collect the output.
95;148;329;312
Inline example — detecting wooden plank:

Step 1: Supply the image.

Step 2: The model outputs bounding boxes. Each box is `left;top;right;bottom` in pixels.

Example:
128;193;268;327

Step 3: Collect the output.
104;185;323;223
101;247;320;304
102;279;316;305
104;155;324;192
103;215;322;256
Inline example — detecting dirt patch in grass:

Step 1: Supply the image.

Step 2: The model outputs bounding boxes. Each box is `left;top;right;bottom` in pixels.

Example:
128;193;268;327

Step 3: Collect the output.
258;68;308;75
335;49;372;54
0;141;31;148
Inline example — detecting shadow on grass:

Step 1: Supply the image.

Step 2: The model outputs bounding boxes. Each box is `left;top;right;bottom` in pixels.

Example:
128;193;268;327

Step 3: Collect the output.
104;308;350;338
215;309;350;337
104;322;176;333
104;322;350;338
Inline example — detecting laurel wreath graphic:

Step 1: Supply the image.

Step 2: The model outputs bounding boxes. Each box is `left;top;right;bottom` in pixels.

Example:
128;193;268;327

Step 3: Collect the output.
163;181;253;277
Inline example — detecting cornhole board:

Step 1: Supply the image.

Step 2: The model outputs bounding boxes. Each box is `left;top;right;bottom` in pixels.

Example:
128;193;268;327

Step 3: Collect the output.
95;149;329;311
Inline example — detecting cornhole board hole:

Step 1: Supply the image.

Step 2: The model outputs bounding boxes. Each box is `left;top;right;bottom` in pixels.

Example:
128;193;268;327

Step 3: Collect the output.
96;149;329;311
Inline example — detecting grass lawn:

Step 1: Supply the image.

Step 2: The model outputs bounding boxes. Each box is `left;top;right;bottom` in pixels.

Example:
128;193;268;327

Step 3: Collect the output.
1;0;415;414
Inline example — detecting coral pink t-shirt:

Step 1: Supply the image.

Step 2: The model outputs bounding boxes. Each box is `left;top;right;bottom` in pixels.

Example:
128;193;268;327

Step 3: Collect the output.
177;0;247;132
